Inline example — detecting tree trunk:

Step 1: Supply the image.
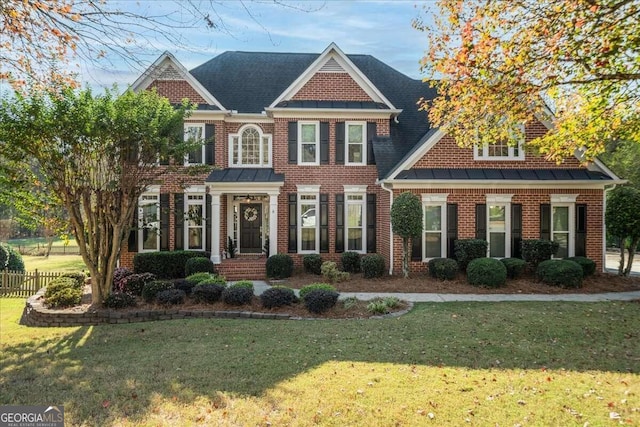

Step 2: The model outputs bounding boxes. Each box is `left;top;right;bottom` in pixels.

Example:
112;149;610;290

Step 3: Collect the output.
623;237;640;277
618;237;626;276
45;235;54;258
402;238;409;278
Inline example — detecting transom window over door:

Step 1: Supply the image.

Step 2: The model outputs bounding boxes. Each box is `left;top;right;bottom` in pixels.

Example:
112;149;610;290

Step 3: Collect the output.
229;125;272;167
346;122;366;165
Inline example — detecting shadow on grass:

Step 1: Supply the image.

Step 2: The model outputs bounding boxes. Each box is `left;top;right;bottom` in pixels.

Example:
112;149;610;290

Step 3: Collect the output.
1;300;639;424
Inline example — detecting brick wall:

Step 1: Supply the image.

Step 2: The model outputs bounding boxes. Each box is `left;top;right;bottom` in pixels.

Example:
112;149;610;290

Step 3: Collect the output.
292;73;373;102
148;80;207;104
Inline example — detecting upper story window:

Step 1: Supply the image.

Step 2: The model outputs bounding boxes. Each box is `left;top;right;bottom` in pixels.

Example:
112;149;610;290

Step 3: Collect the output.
184;124;205;165
474;124;525;161
229;125;272;167
346;121;366;165
298;121;319;165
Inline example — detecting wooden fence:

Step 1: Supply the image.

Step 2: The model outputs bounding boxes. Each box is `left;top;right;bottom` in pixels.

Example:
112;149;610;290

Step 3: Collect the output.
0;270;63;298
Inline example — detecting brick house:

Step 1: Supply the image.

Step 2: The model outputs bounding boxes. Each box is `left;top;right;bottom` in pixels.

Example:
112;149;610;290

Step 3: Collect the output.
121;43;621;278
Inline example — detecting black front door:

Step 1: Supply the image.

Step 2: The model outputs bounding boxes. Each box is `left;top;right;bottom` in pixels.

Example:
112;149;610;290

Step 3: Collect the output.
240;203;262;253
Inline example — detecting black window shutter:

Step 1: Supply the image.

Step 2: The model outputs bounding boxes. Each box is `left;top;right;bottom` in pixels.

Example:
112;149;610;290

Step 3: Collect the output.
160;194;170;251
174;194;184;251
367;122;377;165
447;203;458;258
511;203;522;258
367;193;376;253
128;204;138;252
335;122;345;165
288;193;297;253
475;204;487;240
288;121;298;164
320;122;329;165
320;194;329;253
575;204;587;257
205;124;215;165
411;235;423;261
335;194;345;253
205;194;212;254
540;204;551;240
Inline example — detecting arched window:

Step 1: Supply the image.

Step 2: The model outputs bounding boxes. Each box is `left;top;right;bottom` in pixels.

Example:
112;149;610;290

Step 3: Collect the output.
229;125;272;167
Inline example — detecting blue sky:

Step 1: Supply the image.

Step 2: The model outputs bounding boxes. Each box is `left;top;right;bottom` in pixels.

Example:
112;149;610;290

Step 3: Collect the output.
80;1;436;88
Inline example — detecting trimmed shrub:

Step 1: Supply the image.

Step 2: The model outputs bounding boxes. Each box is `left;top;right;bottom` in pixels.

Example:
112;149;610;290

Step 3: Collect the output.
133;251;209;279
184;257;215;277
230;280;254;292
521;239;559;269
141;280;174;303
112;267;133;290
186;272;215;284
221;286;253;306
173;279;196;295
45;277;79;296
266;253;294;279
303;254;323;275
321;261;350;283
361;254;386;278
341;251;361;273
103;292;136;309
156;289;186;306
117;272;156;296
198;276;227;287
2;244;25;272
467;258;507;288
454;239;488;270
427;258;458;281
500;258;527;279
191;283;225;304
0;244;9;269
565;256;596;277
303;289;339;314
299;283;337;300
44;277;82;308
537;260;583;288
59;272;86;288
260;286;297;308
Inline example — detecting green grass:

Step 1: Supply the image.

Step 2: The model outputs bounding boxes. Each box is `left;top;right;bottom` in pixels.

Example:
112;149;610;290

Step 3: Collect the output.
1;299;639;426
22;255;86;273
5;237;78;248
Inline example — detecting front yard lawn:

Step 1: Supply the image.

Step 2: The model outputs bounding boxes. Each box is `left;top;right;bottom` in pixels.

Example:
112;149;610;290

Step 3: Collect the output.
1;298;639;426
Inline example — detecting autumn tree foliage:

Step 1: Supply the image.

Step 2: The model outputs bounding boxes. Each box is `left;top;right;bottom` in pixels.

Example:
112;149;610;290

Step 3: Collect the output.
0;88;195;304
416;0;640;162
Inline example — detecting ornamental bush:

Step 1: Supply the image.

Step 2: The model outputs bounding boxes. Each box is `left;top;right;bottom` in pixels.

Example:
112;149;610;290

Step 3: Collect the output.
427;258;459;281
361;254;386;278
303;254;323;275
112;267;133;290
260;286;298;308
521;239;559;269
565;256;596;277
536;260;583;288
197;276;227;287
221;286;253;306
117;272;156;296
173;279;196;295
44;277;83;308
500;258;527;279
0;244;9;270
2;244;25;272
185;272;215;284
341;251;361;273
191;283;225;304
59;272;86;288
141;280;174;303
299;283;337;300
266;253;294;279
230;280;254;292
321;261;350;283
184;257;215;277
467;257;507;288
156;289;186;306
103;292;136;309
133;251;209;279
303;289;339;314
454;239;488;271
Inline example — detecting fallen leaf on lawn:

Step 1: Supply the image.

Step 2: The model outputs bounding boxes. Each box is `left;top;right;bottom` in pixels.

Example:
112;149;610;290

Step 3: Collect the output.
609;412;620;419
102;400;110;408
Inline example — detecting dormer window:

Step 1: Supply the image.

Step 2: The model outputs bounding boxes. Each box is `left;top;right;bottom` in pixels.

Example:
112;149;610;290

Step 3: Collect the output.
229;125;272;167
474;124;525;161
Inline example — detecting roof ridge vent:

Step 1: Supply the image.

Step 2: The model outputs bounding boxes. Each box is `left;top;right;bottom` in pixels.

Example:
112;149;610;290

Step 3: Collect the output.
319;57;345;73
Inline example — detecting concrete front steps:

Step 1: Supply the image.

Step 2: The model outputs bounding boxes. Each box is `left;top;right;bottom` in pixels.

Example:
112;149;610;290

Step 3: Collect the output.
217;255;267;280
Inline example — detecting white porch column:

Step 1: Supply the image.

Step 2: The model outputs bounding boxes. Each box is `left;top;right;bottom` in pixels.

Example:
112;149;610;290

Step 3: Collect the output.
268;191;280;257
210;191;222;264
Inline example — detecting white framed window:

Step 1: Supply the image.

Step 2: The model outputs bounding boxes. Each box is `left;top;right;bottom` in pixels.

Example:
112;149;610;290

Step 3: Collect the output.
298;121;319;165
138;189;160;252
486;195;513;258
422;194;448;259
228;125;272;167
346;121;367;165
184;123;205;165
297;185;320;253
185;194;205;251
474;124;525;161
551;194;577;258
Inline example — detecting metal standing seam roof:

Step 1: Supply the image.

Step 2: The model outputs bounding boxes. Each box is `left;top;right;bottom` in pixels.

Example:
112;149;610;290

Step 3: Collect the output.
205;168;285;183
395;168;613;181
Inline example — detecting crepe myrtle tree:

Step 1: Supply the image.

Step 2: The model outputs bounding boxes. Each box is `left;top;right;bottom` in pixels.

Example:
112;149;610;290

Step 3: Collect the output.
391;192;423;278
606;186;640;277
0;86;204;304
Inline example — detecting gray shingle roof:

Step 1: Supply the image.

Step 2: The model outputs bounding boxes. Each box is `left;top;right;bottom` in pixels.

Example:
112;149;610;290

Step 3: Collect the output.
396;168;613;181
206;168;284;183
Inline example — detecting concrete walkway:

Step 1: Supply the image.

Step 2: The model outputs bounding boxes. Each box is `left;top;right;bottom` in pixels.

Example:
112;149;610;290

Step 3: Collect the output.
245;281;640;303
